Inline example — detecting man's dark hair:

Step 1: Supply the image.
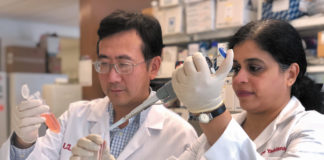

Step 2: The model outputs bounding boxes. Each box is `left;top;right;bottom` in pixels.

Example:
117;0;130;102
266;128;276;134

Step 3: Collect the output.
97;10;163;61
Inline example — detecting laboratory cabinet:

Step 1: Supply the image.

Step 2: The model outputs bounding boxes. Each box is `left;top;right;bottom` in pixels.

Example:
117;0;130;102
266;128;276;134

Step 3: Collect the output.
160;12;324;78
162;15;324;45
0;72;7;145
160;15;324;83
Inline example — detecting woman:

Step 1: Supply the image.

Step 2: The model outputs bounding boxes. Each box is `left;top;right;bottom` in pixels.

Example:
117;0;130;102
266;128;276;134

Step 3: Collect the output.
171;19;324;159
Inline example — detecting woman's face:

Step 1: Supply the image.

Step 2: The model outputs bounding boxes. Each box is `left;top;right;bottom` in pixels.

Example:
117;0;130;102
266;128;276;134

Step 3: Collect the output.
232;40;293;114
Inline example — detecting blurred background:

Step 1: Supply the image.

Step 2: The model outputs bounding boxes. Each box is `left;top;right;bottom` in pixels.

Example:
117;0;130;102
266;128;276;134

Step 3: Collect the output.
0;0;324;143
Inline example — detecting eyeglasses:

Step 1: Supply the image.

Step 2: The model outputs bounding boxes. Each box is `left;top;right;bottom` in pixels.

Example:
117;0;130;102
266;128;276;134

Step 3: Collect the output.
93;60;146;74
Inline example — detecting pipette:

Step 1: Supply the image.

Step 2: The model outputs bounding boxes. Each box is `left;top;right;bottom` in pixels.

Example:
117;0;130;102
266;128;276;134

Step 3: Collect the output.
109;51;227;130
109;80;176;131
21;84;61;133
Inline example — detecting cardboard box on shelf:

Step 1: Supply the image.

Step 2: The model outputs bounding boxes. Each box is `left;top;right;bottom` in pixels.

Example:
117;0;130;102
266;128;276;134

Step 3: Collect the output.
318;31;324;57
42;83;82;118
160;5;184;36
185;0;216;34
6;46;46;73
216;0;257;29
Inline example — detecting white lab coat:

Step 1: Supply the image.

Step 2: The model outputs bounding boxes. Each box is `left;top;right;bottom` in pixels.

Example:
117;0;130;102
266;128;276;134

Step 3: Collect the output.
0;96;198;160
170;96;324;160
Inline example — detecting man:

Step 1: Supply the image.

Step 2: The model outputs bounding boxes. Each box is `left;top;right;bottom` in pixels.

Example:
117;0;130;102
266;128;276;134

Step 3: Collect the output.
0;10;197;160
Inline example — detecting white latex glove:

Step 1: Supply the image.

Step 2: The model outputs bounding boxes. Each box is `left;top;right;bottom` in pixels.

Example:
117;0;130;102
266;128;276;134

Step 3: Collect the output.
14;99;49;143
172;50;233;113
70;134;115;160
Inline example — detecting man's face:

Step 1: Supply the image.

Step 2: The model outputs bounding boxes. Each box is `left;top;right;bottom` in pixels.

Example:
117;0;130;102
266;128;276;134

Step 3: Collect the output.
97;29;160;109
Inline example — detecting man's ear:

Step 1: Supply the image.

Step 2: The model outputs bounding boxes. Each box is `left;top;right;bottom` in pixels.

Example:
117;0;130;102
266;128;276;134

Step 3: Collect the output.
149;56;161;80
286;63;299;87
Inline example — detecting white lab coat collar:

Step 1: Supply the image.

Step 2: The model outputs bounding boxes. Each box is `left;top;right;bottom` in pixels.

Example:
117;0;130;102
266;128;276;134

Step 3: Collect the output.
118;103;166;159
85;97;110;139
272;96;304;125
140;90;165;131
88;97;109;120
83;91;165;147
233;96;304;148
117;91;167;159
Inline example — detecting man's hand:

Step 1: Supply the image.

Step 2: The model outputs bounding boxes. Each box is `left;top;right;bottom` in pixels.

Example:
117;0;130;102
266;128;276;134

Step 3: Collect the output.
14;99;49;147
172;50;233;113
70;134;115;160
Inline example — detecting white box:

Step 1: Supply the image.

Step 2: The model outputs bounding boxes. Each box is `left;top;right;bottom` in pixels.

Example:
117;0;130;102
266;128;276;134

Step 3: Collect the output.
0;72;8;144
160;6;184;35
159;0;180;7
78;58;92;86
186;0;216;34
216;0;257;29
42;84;82;118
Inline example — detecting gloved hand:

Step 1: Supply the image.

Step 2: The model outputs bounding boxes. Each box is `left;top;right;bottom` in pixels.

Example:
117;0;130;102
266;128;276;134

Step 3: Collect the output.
14;99;49;144
172;50;233;113
70;134;115;160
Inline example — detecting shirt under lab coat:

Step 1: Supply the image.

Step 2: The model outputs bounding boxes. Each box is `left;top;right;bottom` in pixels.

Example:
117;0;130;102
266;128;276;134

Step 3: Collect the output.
170;96;324;160
0;96;198;160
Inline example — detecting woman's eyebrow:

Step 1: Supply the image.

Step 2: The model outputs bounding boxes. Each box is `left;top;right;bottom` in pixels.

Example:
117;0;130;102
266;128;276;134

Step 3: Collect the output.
245;58;265;64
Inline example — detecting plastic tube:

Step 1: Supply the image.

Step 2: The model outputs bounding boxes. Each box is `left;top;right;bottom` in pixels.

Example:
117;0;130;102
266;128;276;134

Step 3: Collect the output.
97;140;106;160
21;84;61;133
41;113;60;133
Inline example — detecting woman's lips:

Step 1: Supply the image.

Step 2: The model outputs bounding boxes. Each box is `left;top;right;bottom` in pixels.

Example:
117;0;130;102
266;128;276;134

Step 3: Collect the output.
236;90;254;97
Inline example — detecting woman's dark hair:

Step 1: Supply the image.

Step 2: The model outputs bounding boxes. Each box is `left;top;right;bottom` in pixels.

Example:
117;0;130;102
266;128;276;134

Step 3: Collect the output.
97;10;163;61
229;19;323;113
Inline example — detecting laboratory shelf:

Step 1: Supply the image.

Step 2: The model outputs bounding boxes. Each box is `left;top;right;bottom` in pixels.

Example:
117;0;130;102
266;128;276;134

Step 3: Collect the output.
191;26;240;42
163;34;192;45
307;65;324;73
163;15;324;46
163;26;241;45
291;15;324;37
